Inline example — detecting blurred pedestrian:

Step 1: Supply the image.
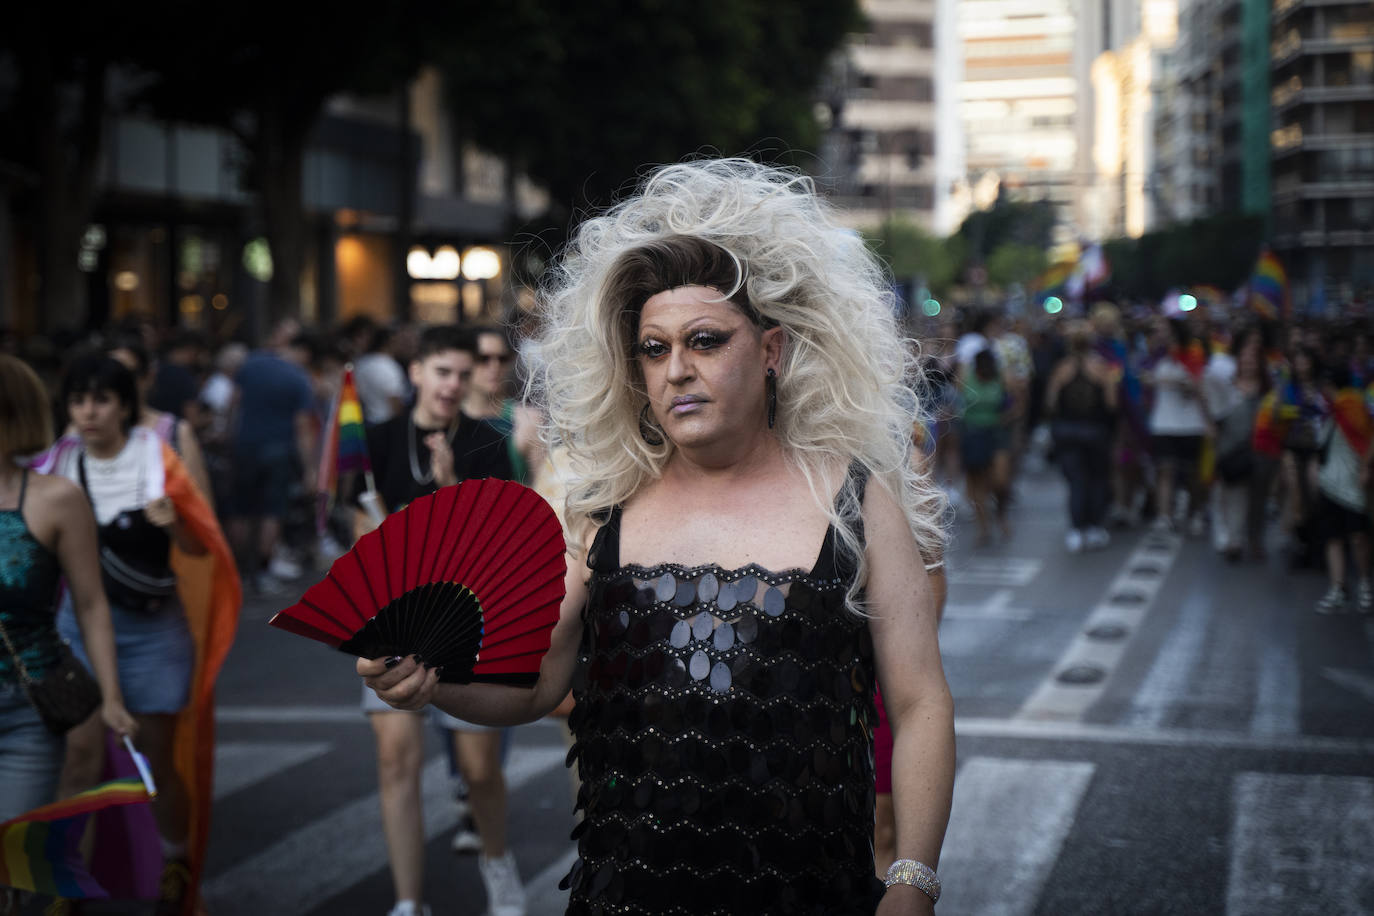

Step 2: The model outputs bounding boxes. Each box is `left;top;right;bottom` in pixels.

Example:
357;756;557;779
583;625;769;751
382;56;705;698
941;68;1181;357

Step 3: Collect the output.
226;321;317;594
146;331;208;425
465;326;543;484
1206;328;1265;561
353;326;523;916
108;337;215;508
47;354;231;916
1315;364;1374;614
1046;320;1118;552
960;348;1012;545
0;356;135;824
1145;318;1209;534
354;323;411;424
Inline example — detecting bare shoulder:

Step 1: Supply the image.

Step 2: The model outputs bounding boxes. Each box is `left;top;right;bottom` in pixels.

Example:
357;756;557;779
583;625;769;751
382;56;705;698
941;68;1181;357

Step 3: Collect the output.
26;472;83;508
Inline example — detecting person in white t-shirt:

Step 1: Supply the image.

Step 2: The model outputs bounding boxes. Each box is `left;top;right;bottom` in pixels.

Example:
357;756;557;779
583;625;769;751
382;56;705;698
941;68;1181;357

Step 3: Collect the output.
353;326;410;424
1145;318;1210;533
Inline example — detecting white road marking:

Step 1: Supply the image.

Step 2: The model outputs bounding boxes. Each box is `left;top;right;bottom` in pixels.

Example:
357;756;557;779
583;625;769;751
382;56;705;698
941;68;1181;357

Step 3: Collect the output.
943;589;1034;621
1125;589;1211;728
937;757;1095;916
946;558;1043;588
213;741;333;800
1251;612;1301;735
1017;531;1182;721
954;716;1374;754
1228;772;1374;914
203;745;567;914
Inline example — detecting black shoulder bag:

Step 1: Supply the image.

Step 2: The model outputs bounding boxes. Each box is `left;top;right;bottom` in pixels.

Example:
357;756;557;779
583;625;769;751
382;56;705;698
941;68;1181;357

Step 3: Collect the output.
0;614;102;735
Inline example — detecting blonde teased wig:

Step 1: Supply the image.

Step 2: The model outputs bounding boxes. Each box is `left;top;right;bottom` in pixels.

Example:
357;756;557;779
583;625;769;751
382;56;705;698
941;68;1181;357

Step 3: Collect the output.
526;158;945;611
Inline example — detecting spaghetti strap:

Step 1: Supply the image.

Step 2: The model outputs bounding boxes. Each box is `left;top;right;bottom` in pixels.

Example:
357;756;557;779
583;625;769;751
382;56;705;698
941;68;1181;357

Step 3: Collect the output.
587;505;623;573
16;467;28;510
811;460;870;581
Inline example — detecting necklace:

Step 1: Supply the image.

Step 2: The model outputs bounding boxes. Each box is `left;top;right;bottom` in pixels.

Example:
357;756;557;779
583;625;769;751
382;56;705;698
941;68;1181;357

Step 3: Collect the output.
407;413;459;486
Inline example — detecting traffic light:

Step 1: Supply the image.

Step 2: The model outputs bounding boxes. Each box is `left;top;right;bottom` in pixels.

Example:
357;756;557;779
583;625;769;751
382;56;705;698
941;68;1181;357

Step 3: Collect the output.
922;298;941;317
1179;294;1198;312
1043;296;1063;314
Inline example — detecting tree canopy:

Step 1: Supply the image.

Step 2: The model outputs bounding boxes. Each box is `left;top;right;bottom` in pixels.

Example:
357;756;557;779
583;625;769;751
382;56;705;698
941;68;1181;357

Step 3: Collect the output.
437;0;862;222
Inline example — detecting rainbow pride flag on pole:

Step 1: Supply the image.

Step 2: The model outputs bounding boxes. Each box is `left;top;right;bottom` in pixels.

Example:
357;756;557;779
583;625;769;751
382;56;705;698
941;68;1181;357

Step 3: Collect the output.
317;366;376;534
1248;248;1290;320
0;778;151;898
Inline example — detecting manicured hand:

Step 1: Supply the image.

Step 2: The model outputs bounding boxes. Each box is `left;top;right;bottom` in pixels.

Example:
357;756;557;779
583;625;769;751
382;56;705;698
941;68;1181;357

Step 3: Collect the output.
357;655;439;711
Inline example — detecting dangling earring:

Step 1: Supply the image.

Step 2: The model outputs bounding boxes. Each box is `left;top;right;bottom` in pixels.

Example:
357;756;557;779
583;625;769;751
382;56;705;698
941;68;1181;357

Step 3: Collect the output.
766;368;777;429
639;403;664;446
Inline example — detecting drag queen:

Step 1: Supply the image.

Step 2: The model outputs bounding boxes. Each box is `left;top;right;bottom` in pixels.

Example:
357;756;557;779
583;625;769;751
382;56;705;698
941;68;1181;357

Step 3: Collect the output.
361;158;954;915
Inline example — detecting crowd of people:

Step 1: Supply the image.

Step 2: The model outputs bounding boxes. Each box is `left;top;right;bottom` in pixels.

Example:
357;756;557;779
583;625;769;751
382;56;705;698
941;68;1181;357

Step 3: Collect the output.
925;300;1374;615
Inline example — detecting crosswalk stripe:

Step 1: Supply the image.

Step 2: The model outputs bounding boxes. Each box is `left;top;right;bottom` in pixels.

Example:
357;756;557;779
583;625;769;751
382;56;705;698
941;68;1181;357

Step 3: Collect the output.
1018;531;1182;721
1227;772;1374;914
1251;619;1301;735
1125;587;1211;728
954;716;1374;754
203;745;567;914
937;757;1095;916
214;741;333;800
947;558;1043;588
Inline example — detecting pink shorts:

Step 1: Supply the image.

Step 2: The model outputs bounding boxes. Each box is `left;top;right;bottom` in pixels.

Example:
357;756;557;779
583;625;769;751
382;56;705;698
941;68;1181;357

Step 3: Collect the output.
874;685;893;795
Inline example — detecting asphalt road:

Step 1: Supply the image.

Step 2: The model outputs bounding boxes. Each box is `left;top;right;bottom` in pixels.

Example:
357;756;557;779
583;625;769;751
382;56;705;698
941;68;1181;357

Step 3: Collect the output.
190;466;1374;916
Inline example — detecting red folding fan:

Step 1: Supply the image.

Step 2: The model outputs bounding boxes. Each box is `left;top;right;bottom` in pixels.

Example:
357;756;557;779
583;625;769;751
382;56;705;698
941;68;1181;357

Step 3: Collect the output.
269;478;566;686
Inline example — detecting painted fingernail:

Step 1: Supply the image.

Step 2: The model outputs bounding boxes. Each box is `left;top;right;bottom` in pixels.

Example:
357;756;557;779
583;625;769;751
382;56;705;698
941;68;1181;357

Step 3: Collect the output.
384;656;403;669
413;654;425;666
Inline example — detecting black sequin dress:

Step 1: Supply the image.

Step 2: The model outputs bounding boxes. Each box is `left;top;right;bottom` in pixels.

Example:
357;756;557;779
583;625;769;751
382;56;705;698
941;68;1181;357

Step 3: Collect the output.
562;468;884;915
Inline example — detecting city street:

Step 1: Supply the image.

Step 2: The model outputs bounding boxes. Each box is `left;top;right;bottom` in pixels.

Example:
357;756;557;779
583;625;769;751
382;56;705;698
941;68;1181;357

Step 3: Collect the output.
199;467;1374;916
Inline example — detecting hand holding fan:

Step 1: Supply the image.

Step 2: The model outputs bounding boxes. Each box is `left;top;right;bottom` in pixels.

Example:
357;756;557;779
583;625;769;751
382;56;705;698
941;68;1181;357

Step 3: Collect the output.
270;479;566;686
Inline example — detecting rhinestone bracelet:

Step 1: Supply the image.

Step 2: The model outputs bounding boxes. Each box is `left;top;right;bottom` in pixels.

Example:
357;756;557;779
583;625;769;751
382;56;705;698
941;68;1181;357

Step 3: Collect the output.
883;858;941;904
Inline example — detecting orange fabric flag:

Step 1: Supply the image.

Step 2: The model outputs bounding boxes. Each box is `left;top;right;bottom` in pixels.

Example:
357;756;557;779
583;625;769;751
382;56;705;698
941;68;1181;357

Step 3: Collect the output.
162;443;241;912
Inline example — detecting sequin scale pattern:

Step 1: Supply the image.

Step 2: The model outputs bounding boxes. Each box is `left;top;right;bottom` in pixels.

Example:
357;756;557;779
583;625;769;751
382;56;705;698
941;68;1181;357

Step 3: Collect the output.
562;556;883;916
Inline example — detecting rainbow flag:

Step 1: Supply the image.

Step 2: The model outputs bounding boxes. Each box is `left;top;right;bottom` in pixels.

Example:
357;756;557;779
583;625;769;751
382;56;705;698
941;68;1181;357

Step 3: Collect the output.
1248;248;1290;320
0;779;151;898
1033;259;1077;294
317;367;372;533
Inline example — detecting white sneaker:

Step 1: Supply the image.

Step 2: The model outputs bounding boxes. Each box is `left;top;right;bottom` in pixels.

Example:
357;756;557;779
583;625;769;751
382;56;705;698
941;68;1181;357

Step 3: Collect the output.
451;813;481;854
1065;529;1084;553
387;902;431;916
478;851;527;916
268;547;303;580
1085;527;1111;550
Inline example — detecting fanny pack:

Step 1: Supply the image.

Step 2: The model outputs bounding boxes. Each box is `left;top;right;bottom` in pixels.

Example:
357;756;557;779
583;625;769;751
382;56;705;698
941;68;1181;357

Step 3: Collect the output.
80;453;177;614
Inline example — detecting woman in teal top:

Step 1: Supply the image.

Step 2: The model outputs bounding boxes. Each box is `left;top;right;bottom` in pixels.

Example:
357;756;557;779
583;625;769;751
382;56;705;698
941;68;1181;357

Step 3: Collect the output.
0;355;134;824
960;348;1013;544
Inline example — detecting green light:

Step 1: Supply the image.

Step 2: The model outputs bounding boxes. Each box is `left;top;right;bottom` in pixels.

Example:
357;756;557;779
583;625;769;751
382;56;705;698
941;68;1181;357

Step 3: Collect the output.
1044;296;1063;314
922;298;941;317
1178;294;1198;312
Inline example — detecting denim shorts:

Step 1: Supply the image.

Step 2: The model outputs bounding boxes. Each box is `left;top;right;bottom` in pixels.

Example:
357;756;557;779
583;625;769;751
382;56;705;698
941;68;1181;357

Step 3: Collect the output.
57;593;194;715
0;681;62;822
359;683;496;733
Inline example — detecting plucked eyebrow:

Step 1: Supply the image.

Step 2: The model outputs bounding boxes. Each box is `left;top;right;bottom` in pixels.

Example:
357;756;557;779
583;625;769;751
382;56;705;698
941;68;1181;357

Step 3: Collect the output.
638;315;744;339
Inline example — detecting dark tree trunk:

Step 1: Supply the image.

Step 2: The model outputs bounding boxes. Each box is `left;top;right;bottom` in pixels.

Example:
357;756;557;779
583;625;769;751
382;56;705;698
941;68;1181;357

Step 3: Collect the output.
30;47;107;333
257;100;308;333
